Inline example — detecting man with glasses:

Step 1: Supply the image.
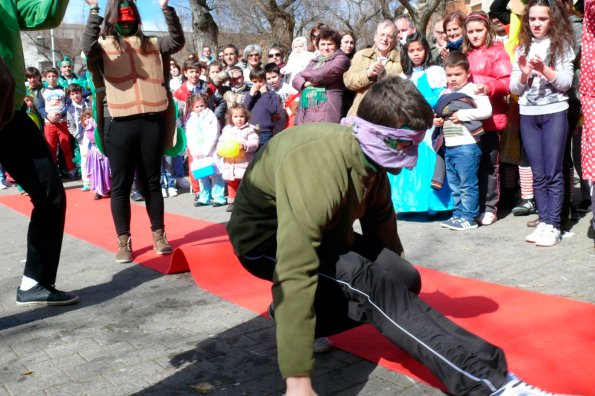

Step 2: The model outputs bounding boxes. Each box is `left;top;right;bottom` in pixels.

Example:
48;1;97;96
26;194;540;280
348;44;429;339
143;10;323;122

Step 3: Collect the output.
344;20;402;116
431;19;447;65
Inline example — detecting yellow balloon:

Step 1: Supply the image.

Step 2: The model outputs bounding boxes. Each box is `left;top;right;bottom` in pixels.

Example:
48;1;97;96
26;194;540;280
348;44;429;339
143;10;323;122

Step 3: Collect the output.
217;139;241;158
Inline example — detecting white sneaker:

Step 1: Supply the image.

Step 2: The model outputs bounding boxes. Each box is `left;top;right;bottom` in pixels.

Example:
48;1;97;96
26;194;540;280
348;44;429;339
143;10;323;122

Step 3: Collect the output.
0;183;7;190
478;212;497;226
161;188;168;198
525;222;547;243
167;187;178;197
492;373;564;395
176;177;190;189
535;224;561;247
313;337;333;353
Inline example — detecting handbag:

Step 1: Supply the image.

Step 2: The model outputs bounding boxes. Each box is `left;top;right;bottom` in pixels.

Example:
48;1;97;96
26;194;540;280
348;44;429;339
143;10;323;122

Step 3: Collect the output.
191;156;216;179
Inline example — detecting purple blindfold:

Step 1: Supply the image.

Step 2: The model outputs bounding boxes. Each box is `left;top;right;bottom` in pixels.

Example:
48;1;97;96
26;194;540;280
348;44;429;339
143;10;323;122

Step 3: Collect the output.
340;116;425;170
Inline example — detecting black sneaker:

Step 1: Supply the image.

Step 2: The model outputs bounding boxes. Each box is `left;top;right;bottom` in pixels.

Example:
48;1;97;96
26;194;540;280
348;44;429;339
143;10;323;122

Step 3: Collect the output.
16;284;79;306
512;199;536;216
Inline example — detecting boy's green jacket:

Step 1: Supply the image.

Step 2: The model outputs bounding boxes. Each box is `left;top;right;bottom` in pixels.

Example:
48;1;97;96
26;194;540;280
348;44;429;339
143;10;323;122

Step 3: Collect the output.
1;0;70;112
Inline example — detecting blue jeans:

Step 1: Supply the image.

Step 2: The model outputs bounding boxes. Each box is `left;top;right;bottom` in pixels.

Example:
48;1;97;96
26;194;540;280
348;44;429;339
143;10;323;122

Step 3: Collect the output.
161;155;186;189
160;155;176;189
520;111;568;229
259;130;273;148
197;173;226;205
445;143;481;221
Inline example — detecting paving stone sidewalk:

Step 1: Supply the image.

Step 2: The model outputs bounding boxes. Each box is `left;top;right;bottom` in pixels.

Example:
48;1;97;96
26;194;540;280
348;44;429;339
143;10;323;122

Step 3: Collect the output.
0;182;593;396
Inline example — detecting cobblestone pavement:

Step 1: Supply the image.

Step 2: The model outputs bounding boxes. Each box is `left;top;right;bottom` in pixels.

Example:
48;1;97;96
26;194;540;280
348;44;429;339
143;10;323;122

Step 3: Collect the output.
1;181;593;395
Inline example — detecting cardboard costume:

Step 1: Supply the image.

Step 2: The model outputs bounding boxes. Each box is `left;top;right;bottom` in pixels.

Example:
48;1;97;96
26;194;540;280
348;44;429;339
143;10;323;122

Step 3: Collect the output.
85;5;183;156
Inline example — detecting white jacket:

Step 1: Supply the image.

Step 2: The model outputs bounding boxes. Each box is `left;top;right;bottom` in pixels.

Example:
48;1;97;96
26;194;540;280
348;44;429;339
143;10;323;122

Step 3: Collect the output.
185;108;221;160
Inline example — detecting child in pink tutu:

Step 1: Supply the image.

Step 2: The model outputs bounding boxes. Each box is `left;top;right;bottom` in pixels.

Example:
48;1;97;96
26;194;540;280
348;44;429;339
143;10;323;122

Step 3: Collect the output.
81;110;111;200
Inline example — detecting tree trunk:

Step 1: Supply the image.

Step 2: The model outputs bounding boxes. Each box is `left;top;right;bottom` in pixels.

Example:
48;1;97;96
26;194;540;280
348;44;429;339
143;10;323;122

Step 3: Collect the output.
188;0;219;53
256;0;297;52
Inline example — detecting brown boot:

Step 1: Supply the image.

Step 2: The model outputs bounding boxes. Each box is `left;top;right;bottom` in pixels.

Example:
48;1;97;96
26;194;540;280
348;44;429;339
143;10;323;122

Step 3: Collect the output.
152;229;173;255
526;217;540;228
116;234;133;263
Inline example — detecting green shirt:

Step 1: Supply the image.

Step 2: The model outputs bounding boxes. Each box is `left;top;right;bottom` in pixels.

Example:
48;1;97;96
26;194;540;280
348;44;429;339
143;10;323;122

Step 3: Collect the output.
1;0;70;112
227;123;402;378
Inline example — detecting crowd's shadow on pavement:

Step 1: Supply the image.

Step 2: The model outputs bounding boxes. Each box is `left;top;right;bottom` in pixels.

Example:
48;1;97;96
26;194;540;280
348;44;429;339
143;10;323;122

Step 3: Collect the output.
135;288;497;395
0;265;160;332
134;314;376;396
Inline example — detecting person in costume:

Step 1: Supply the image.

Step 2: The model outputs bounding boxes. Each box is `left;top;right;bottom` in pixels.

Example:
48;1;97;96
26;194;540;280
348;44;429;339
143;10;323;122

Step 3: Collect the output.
390;32;453;215
580;0;595;242
82;0;185;263
0;0;78;306
57;56;87;91
227;76;559;396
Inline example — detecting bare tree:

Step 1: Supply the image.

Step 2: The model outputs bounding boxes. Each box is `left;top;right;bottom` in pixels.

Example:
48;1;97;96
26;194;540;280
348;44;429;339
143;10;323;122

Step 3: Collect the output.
379;0;445;39
186;0;219;53
254;0;298;51
23;27;82;68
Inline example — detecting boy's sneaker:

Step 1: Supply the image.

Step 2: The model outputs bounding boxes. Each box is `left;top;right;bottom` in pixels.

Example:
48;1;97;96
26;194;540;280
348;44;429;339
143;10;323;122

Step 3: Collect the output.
440;216;460;229
16;284;79;306
449;218;478;231
512;199;536;216
535;224;561;247
478;212;496;226
167;187;178;197
492;373;561;395
525;222;547;243
81;184;90;191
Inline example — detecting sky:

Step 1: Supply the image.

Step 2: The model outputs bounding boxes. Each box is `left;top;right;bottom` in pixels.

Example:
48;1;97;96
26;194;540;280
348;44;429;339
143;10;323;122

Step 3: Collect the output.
64;1;190;31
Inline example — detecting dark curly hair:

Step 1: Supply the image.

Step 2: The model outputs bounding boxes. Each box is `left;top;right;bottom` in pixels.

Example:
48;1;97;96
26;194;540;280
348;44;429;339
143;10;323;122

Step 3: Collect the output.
518;0;575;64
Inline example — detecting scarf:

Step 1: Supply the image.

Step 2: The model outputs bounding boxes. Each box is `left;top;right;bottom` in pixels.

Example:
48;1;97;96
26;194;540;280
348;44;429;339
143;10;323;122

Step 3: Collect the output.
341;116;425;171
300;86;326;109
447;37;463;51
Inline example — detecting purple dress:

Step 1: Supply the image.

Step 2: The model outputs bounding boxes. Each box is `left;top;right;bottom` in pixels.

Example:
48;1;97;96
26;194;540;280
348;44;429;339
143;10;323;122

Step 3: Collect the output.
85;120;111;196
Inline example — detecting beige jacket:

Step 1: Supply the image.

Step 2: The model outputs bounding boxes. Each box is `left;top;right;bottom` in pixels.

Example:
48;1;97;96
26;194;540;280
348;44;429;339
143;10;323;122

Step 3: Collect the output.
343;46;402;116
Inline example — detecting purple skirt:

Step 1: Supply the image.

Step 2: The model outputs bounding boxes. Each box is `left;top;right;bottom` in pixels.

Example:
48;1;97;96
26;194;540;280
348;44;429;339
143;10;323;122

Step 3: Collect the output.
87;147;111;196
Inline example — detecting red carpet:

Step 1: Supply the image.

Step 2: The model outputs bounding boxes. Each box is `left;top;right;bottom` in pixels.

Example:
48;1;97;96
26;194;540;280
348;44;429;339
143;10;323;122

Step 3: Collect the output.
1;189;594;394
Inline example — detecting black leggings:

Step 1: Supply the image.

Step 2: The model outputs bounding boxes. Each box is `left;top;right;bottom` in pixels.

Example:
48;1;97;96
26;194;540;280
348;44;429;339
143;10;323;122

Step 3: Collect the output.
238;234;508;395
105;114;165;236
